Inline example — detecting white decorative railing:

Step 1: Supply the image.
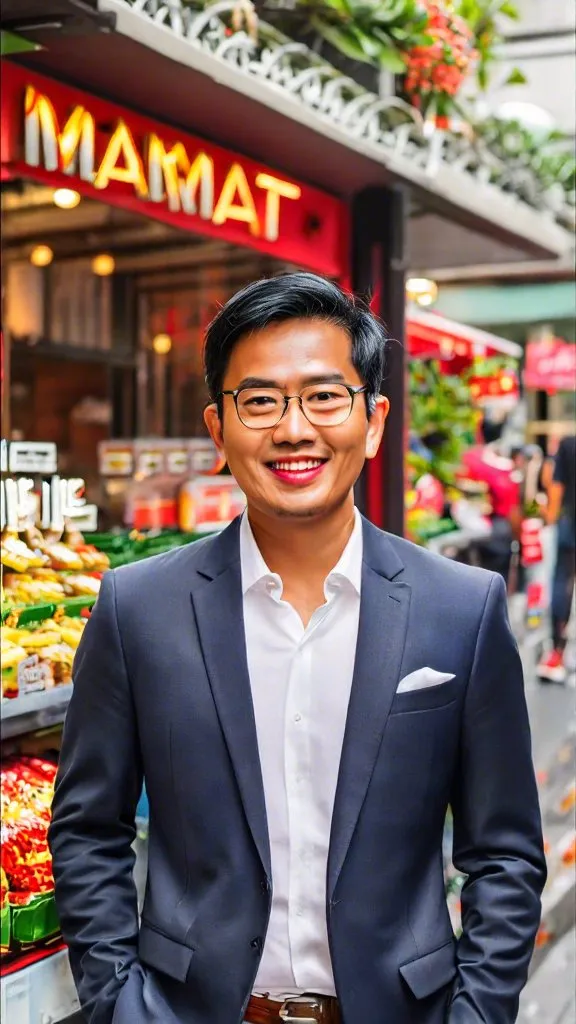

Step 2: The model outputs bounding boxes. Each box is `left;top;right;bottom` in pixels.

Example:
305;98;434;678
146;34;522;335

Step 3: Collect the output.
113;0;575;230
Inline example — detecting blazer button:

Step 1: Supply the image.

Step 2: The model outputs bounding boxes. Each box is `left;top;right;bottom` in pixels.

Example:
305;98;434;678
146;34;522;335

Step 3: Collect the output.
260;880;271;895
250;937;263;952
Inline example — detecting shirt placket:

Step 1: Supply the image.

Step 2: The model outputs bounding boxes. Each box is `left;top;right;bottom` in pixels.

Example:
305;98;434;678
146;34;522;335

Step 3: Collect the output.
284;630;315;985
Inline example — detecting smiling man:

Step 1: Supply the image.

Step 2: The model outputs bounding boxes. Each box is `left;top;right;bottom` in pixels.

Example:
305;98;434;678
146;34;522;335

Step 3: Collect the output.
50;273;546;1024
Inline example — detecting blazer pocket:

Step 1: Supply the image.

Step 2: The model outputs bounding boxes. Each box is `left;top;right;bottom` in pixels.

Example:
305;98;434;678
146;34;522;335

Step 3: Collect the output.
390;677;459;715
139;921;194;983
399;939;457;999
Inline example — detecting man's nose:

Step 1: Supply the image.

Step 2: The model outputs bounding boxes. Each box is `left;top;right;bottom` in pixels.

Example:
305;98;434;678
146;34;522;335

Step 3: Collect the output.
272;396;318;445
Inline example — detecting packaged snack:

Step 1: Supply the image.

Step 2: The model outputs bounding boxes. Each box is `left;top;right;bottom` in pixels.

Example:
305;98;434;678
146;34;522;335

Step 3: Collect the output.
1;640;27;698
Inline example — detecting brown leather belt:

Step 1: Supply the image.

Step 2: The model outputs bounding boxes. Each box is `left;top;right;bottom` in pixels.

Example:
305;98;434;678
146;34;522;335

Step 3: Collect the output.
245;994;341;1024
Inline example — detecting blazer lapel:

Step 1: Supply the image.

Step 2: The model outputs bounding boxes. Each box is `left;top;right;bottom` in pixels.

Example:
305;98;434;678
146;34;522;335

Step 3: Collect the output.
190;520;271;881
328;521;411;898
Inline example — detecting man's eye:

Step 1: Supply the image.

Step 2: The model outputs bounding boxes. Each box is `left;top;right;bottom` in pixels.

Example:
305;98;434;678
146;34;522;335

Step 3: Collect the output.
244;395;277;406
310;391;340;402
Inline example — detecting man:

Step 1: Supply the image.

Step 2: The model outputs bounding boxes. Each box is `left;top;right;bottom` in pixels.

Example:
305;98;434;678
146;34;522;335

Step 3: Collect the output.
49;273;546;1024
538;432;576;683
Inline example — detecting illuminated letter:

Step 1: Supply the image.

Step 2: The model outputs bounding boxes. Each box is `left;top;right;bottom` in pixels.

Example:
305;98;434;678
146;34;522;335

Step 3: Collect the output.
147;134;214;218
94;121;148;198
24;86;94;180
212;163;259;235
255;173;301;242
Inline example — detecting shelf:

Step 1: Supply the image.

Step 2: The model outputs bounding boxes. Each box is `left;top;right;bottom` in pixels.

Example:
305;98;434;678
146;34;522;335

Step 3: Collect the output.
0;948;79;1023
1;687;73;740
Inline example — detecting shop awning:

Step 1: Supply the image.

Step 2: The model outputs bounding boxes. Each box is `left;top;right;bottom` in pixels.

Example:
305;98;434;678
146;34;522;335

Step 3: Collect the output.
407;308;523;362
5;0;574;269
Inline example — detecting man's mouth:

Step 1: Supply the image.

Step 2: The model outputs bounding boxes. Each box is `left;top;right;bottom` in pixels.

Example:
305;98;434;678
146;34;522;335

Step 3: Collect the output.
266;458;328;485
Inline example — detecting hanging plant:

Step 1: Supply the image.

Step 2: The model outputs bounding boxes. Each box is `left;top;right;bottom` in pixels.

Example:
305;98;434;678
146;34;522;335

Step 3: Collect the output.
454;0;525;91
402;2;477;123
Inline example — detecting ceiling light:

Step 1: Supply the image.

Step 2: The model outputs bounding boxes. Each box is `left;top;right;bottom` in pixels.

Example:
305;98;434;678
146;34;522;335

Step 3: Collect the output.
53;188;81;210
152;333;172;355
406;277;438;307
91;253;115;277
30;245;53;267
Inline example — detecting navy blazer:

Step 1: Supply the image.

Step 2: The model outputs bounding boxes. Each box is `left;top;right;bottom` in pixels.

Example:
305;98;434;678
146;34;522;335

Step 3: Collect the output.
49;516;546;1024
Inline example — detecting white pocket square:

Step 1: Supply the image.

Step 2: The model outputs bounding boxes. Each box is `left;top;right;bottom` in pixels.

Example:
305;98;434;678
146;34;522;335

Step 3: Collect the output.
397;668;456;694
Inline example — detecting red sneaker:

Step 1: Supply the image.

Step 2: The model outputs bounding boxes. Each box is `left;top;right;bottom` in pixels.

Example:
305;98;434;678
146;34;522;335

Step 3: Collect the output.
537;649;567;684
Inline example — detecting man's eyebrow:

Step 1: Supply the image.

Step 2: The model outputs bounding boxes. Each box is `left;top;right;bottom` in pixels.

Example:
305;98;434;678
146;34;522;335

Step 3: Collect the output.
234;372;348;390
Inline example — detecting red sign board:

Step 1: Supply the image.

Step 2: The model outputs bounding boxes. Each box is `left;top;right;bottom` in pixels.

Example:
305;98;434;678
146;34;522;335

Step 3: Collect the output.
524;338;576;393
1;63;346;277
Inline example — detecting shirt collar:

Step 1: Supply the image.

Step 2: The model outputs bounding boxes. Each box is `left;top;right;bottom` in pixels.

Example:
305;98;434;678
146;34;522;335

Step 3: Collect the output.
240;508;363;597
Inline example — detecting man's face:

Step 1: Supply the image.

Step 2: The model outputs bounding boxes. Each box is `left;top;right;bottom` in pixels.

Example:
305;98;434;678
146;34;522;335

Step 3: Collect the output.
204;317;388;521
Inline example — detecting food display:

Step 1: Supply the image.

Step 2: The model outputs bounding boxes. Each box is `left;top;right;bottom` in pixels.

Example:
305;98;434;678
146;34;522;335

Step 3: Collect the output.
0;757;60;957
1;614;88;700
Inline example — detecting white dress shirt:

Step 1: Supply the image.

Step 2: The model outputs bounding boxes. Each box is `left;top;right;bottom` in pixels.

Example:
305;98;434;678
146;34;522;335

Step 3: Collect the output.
240;510;363;998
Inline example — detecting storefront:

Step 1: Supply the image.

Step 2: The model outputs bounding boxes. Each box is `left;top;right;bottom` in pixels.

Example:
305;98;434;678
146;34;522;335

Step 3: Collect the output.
1;61;348;523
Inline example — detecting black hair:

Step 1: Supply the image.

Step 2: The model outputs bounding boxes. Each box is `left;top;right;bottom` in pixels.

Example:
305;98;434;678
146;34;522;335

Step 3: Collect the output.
203;272;387;416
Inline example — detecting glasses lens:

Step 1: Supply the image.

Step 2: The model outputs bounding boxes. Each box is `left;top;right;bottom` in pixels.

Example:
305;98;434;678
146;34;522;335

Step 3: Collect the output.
302;384;352;425
236;388;284;428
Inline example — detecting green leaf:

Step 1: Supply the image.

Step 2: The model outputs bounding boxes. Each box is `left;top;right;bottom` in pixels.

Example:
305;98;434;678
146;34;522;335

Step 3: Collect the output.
0;29;41;55
504;67;527;85
378;46;408;72
371;0;408;24
312;19;373;61
499;1;520;19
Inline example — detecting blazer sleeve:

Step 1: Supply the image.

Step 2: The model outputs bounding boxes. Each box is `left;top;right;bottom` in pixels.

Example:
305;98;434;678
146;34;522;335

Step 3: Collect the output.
448;572;547;1024
48;570;143;1024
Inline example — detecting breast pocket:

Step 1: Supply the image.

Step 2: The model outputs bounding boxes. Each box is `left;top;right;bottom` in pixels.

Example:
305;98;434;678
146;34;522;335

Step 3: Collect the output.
390;676;460;715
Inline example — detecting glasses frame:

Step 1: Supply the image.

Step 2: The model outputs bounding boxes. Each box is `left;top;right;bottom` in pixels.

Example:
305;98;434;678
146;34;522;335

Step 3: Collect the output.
219;383;368;429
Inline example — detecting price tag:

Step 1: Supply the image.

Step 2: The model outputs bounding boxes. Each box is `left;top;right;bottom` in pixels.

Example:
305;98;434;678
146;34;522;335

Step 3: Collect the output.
65;504;99;532
8;441;58;475
166;449;189;475
18;655;52;694
137;450;164;476
98;445;133;477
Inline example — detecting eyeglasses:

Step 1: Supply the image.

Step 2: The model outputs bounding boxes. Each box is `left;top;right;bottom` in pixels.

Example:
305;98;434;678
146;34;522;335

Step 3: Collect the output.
219;383;367;430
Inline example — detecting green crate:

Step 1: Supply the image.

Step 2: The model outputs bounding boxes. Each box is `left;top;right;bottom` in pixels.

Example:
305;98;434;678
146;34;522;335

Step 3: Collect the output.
10;892;60;945
1;902;10;951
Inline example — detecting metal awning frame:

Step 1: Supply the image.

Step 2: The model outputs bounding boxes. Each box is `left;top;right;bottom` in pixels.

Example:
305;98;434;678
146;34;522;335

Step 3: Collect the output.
93;0;575;261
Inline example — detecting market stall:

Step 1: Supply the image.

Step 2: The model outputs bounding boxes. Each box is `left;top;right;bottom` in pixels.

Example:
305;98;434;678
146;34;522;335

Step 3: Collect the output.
404;307;523;557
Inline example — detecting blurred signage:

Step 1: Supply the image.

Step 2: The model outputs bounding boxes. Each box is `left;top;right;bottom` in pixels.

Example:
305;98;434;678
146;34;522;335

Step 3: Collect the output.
1;65;345;277
524;338;576;393
98;438;220;478
468;369;519;403
179;476;246;534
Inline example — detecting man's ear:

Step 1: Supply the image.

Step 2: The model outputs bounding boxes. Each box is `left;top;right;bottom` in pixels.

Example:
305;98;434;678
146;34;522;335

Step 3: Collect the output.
365;395;389;460
204;403;224;452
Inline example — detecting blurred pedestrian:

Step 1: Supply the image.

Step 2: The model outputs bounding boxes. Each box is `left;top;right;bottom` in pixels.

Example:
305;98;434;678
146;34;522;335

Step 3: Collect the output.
538;433;576;683
49;274;546;1024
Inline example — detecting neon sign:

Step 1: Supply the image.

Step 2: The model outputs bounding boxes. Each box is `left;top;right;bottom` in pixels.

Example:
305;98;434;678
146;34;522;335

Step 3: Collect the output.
23;85;302;242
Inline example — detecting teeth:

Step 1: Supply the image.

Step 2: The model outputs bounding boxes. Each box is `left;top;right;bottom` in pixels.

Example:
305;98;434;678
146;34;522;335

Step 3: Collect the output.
271;460;323;472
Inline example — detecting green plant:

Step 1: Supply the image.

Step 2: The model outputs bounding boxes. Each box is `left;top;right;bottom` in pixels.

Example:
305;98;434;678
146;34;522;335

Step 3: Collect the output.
473;117;576;207
454;0;525;90
409;360;478;486
253;0;433;72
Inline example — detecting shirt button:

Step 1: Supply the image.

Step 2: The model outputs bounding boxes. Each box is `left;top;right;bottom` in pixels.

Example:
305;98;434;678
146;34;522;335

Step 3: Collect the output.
294;713;302;723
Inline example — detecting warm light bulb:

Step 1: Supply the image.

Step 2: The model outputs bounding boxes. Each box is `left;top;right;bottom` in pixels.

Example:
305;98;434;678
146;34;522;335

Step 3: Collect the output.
53;188;81;210
91;253;115;276
152;333;172;355
30;245;54;267
406;277;438;307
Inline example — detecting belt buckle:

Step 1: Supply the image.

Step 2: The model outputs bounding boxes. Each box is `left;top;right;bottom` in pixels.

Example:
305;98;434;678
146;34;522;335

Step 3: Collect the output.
279;997;319;1023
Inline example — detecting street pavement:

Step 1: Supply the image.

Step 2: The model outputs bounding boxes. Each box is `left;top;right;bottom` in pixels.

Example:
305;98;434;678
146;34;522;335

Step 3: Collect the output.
518;615;576;1024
